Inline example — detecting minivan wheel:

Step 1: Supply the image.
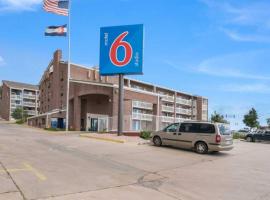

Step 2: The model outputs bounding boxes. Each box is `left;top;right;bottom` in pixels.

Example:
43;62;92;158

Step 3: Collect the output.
246;136;253;142
153;136;162;147
195;142;208;154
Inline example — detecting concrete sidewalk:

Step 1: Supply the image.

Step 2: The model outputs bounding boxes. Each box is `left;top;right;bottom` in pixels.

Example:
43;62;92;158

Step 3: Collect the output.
79;133;150;145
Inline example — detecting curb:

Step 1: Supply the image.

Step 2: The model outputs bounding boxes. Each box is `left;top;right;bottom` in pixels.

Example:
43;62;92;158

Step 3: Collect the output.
79;134;125;144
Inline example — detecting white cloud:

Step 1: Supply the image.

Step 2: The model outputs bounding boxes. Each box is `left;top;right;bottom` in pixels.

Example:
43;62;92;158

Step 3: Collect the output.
164;50;270;80
196;50;270;80
220;28;270;43
199;0;270;42
0;0;42;12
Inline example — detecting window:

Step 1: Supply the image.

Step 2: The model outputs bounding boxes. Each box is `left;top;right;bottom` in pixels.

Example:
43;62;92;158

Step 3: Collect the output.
180;123;215;134
164;123;178;132
198;124;215;134
218;124;231;135
179;123;195;133
132;120;141;131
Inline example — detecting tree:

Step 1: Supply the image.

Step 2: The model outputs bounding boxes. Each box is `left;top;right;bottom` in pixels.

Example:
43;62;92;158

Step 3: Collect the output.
0;85;2;99
243;108;259;129
11;107;28;122
211;111;228;123
267;118;270;127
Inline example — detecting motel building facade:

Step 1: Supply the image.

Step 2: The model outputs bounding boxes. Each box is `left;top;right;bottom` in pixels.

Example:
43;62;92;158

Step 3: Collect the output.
28;50;208;134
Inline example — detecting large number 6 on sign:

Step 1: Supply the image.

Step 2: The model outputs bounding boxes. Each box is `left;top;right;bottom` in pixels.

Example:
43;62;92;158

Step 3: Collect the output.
109;31;133;67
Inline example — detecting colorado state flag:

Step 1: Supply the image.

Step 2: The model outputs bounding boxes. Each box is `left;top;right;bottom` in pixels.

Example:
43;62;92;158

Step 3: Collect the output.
45;25;67;36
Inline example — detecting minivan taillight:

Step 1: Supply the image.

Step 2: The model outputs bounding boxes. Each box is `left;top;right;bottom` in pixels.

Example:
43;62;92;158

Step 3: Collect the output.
216;135;221;143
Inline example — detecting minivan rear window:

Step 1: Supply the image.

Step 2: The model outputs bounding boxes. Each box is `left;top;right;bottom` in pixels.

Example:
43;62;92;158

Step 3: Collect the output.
218;124;231;135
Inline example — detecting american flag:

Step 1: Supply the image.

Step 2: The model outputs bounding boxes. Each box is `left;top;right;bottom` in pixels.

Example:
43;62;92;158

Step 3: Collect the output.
43;0;69;16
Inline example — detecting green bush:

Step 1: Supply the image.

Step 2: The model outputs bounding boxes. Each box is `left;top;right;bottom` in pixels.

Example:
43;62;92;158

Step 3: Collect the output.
16;119;25;124
140;131;152;140
233;132;246;139
44;128;65;131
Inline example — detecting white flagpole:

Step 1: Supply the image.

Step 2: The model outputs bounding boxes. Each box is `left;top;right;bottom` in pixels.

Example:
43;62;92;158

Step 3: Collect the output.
65;0;71;131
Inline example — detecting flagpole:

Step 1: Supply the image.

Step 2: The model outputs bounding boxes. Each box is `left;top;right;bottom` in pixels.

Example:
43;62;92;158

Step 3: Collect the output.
65;0;71;131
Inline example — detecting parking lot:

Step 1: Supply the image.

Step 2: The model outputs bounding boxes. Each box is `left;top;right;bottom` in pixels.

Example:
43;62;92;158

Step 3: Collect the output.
0;122;270;200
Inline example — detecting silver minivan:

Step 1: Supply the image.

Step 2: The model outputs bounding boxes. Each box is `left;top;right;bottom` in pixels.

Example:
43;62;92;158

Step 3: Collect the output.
151;121;233;154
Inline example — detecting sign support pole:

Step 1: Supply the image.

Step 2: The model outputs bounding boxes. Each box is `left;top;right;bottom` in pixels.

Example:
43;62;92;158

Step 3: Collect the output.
118;74;124;136
65;0;72;131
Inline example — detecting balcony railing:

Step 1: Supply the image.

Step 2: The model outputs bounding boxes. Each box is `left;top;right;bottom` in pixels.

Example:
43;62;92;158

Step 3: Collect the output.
23;94;36;99
132;113;153;122
176;98;192;106
175;117;186;122
161;116;174;123
176;107;192;115
162;105;174;113
11;103;22;107
11;94;22;100
23;102;36;107
161;95;174;102
202;105;208;110
26;110;36;116
132;101;153;110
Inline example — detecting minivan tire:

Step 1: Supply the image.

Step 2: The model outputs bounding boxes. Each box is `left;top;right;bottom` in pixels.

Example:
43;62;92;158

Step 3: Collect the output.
195;142;208;154
153;136;162;147
246;136;253;142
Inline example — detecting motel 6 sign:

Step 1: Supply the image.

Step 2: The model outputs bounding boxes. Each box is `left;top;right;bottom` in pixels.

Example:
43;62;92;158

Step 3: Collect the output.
99;24;144;75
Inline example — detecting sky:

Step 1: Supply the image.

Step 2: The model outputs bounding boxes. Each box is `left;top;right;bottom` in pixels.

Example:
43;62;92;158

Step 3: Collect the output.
1;0;270;129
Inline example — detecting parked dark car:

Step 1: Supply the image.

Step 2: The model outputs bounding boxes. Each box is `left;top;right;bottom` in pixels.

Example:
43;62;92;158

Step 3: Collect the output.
245;131;270;142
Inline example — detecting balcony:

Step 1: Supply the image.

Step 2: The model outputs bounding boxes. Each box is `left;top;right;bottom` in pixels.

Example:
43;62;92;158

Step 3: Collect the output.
162;105;174;113
202;105;208;110
23;94;36;99
161;95;174;102
175;117;191;122
11;94;22;100
26;110;36;116
132;101;153;110
176;107;192;115
175;117;186;122
23;102;36;107
11;103;22;108
132;113;153;122
161;116;174;123
176;98;192;106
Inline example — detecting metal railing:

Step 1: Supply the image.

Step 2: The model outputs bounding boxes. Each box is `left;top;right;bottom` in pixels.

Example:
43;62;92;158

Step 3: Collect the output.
161;95;175;102
26;110;36;116
132;113;154;121
11;103;22;107
176;98;192;106
132;100;153;110
162;105;174;113
11;94;22;100
23;94;36;99
176;107;192;115
161;116;174;123
23;102;36;107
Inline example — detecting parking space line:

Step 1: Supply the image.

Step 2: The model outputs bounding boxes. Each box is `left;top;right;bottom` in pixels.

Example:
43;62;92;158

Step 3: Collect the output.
23;163;47;181
0;163;47;181
0;169;26;174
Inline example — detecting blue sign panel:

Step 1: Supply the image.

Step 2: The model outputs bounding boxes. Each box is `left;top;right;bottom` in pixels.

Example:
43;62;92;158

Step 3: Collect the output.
99;24;144;75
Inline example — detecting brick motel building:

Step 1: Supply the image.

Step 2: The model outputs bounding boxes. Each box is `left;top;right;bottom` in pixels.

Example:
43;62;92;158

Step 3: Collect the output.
28;50;208;133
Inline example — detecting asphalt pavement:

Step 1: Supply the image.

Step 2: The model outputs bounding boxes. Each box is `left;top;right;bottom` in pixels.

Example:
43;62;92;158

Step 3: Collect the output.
0;122;270;200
